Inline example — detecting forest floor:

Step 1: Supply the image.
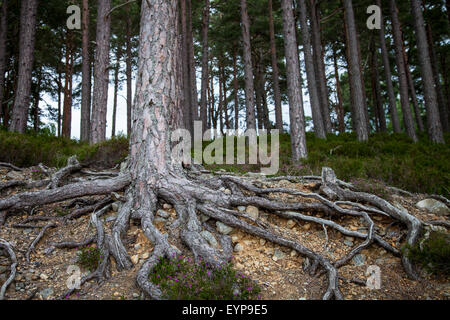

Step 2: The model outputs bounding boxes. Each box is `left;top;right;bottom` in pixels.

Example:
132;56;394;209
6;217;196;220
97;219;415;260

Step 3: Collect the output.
0;165;449;300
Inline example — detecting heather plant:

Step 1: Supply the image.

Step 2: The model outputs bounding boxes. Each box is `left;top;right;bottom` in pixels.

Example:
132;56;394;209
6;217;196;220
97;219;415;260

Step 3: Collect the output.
148;254;261;300
76;245;103;272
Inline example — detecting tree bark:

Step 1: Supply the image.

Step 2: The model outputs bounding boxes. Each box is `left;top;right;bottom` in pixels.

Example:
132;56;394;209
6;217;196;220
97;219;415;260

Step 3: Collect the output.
268;0;283;131
232;44;239;130
112;47;121;138
62;31;74;139
389;0;418;142
200;0;210;132
186;0;198;123
410;0;444;143
298;0;326;139
426;23;448;132
0;0;7;123
370;45;387;132
402;42;425;132
180;0;192;137
9;0;38;133
332;47;345;134
91;0;111;144
240;0;257;131
343;0;368;142
80;0;91;142
125;1;132;137
308;0;332;133
281;0;308;160
33;72;41;132
375;0;401;133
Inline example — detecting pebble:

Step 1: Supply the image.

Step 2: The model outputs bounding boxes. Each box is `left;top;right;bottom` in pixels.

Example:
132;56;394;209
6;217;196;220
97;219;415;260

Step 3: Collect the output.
237;206;246;212
39;273;48;281
234;243;244;252
141;252;150;260
131;255;140;264
246;206;259;219
216;221;233;235
157;209;170;219
303;223;311;231
163;204;172;210
344;240;354;247
134;243;142;250
286;220;296;229
200;230;218;248
352;254;366;266
259;239;266;246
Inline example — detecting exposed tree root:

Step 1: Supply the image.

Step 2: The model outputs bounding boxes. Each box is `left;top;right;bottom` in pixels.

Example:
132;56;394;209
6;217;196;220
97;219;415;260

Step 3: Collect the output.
0;161;434;300
0;162;23;171
25;222;56;262
47;156;82;189
0;238;17;300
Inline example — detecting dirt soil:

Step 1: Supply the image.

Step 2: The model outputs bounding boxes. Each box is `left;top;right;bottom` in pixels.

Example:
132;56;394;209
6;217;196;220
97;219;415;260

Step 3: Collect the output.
0;167;448;300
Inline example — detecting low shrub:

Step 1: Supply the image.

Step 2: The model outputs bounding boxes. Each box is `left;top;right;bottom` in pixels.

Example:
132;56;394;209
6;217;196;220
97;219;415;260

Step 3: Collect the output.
148;255;261;300
76;245;103;272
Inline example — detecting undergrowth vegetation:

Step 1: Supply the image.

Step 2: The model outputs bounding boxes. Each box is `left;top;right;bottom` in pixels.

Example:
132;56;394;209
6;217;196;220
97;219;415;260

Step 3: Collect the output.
403;230;450;276
76;245;104;272
148;255;261;300
0;129;448;197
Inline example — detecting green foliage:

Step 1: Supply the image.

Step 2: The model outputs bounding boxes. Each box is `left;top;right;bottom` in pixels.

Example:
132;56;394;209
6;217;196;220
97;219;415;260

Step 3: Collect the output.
403;231;450;276
148;255;261;300
76;245;103;272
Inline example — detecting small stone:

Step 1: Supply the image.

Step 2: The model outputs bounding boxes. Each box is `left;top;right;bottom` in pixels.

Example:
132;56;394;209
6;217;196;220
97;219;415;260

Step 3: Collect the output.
157;209;170;219
416;199;449;216
344;240;353;247
113;292;120;297
163;203;172;210
132;293;140;298
272;256;278;262
237;206;246;212
39;273;48;280
290;250;297;257
234;243;244;252
232;236;239;243
345;236;354;242
216;221;233;235
352;254;366;266
131;255;140;264
246;206;259;219
111;202;120;212
134;243;142;250
141;252;150;260
200;230;218;248
6;171;24;180
286;220;296;229
223;189;232;195
303;223;311;231
39;288;54;299
273;249;285;260
200;214;210;222
259;239;266;246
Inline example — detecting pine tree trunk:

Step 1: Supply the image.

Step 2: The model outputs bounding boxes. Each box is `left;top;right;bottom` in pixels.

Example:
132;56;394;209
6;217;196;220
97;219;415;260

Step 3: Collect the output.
389;0;418;141
402;42;425;132
80;0;91;142
186;0;198;123
125;1;132;137
180;0;193;136
255;56;264;130
91;0;111;144
268;0;283;131
281;0;307;160
0;0;7;123
240;0;257;131
232;45;239;130
410;0;444;143
112;47;121;138
343;0;368;141
375;0;401;133
9;0;38;133
62;31;74;139
200;0;210;132
426;23;448;132
370;46;387;132
308;0;332;133
298;0;326;139
33;72;41;132
332;47;345;134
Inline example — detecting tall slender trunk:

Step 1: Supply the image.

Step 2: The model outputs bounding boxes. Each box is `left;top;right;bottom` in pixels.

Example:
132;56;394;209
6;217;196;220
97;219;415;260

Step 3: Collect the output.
180;0;192;136
332;47;345;134
268;0;283;131
57;59;62;137
125;1;132;137
186;0;198;122
232;45;239;130
402;42;424;132
0;0;7;123
62;31;74;139
298;0;326;139
112;47;121;138
389;0;418;141
343;0;368;141
342;15;356;131
80;0;90;142
370;44;387;132
91;0;111;144
221;63;230;130
200;0;210;132
308;0;332;133
281;0;307;160
240;0;256;131
375;0;401;133
410;0;444;143
33;72;41;132
442;53;450;127
255;55;264;130
218;63;224;136
9;0;38;133
426;23;448;132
